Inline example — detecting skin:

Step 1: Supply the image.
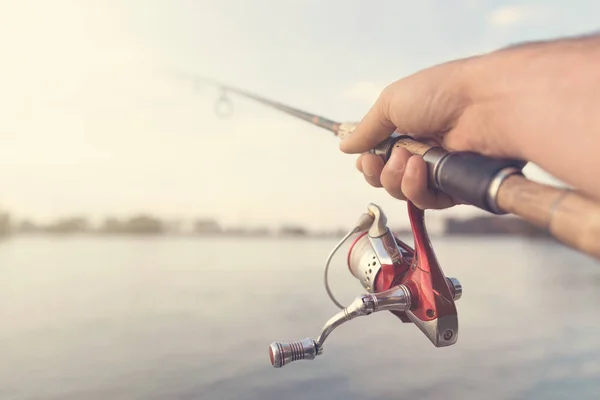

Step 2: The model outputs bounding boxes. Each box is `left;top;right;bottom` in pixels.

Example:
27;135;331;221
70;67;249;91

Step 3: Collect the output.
340;33;600;210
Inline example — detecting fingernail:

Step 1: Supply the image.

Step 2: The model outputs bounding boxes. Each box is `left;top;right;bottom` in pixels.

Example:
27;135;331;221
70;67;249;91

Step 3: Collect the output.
387;151;405;173
363;162;376;177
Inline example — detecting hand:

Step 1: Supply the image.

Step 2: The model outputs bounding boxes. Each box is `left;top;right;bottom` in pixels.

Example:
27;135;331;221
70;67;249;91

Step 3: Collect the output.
340;35;600;207
340;57;504;210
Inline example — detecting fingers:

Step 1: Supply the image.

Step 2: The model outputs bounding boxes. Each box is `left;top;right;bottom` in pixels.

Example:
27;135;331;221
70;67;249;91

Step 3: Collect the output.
340;87;397;154
401;156;457;210
358;154;384;187
380;147;411;200
357;147;459;209
340;60;469;155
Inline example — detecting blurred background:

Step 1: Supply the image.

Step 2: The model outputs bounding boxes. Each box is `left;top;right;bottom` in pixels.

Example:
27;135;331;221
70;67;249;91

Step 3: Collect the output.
1;1;599;399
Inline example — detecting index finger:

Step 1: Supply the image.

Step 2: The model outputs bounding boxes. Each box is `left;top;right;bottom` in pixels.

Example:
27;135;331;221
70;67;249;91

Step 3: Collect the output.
339;60;469;154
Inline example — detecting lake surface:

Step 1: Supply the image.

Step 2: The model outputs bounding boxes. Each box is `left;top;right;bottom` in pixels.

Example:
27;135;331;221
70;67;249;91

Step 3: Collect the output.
0;235;599;400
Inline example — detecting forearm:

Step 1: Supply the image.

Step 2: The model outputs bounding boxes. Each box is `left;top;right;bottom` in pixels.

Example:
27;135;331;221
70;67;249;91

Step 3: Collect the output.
481;35;600;199
522;37;600;199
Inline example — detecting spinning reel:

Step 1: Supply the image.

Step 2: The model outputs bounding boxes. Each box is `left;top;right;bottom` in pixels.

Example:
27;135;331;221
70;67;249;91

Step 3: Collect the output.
268;202;462;368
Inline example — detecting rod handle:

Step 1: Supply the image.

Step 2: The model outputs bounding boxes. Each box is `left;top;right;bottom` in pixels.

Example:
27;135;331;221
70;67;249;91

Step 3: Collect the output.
337;124;600;260
381;136;525;213
389;137;600;260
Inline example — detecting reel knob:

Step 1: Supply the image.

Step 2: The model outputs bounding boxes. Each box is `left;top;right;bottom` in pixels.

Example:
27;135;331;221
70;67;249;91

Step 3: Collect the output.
446;277;462;300
268;338;318;368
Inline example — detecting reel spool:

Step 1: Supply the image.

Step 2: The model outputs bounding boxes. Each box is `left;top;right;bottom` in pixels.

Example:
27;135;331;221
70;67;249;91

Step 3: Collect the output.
268;202;462;368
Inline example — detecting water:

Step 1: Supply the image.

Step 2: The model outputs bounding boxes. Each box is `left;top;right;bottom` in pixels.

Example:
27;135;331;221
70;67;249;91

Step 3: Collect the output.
0;235;599;400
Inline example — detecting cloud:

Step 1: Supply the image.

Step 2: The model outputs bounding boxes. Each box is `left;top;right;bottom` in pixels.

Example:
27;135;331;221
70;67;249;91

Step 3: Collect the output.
487;4;551;28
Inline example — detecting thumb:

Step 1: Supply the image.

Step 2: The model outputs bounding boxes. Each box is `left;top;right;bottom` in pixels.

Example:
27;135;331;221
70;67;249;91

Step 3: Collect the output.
339;61;469;154
339;87;396;154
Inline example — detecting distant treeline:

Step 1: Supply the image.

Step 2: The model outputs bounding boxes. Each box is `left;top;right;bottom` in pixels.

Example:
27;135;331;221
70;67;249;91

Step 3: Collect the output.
0;212;551;238
0;213;345;238
445;216;551;237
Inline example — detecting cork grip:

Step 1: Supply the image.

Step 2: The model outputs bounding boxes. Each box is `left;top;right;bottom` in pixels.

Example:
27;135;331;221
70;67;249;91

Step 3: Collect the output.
394;137;433;156
495;175;600;259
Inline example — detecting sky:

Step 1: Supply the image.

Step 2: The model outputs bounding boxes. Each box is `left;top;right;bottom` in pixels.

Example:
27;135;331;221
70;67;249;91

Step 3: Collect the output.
1;0;599;230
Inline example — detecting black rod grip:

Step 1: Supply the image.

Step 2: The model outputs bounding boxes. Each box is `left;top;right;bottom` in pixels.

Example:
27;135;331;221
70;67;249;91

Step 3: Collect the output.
434;152;526;213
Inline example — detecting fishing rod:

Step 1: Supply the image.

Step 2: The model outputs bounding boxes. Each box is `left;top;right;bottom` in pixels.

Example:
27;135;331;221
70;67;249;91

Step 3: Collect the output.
191;75;600;258
185;74;600;368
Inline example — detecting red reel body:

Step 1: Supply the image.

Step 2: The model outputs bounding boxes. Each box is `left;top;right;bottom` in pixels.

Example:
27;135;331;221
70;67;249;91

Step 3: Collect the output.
346;202;460;346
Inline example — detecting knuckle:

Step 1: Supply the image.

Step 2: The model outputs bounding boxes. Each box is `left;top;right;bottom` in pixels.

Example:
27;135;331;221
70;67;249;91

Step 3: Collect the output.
446;104;495;153
380;82;397;100
378;82;401;116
